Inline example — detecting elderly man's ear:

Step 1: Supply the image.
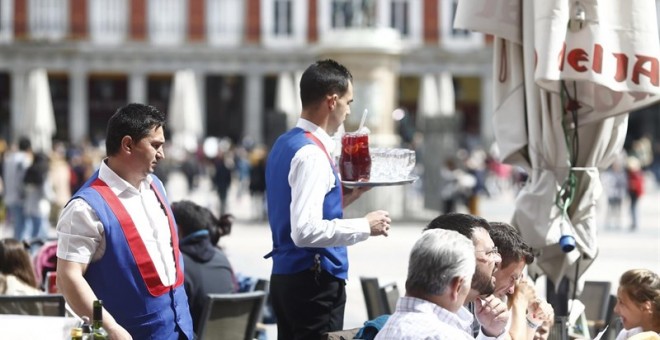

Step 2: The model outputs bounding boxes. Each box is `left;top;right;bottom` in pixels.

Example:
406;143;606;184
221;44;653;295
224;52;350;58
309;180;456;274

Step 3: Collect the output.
450;276;466;301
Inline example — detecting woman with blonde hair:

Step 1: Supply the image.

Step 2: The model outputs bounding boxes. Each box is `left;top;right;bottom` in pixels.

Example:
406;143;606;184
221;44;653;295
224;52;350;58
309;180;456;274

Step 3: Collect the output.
614;269;660;339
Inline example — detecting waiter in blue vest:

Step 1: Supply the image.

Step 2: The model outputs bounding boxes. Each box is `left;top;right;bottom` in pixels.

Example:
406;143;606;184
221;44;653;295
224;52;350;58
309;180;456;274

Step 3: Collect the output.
56;103;193;340
265;59;392;339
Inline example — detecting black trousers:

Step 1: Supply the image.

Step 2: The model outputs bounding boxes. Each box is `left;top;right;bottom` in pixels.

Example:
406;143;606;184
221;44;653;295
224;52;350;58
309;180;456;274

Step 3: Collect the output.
271;269;346;340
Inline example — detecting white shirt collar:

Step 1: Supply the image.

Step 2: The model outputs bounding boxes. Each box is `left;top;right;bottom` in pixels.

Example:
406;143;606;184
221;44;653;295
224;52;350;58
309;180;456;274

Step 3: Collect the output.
296;118;335;154
98;159;152;195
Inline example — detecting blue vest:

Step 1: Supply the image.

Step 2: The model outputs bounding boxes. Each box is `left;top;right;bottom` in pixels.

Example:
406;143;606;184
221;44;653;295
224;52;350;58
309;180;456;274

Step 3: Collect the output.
265;128;349;279
73;171;193;340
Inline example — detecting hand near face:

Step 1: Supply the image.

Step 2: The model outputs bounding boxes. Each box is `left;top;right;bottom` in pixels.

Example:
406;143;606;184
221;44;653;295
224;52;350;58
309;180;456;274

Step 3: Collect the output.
475;295;510;337
528;299;554;325
511;278;537;308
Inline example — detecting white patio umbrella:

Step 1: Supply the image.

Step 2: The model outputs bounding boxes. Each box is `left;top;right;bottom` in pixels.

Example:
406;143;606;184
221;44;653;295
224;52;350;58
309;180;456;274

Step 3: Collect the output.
418;74;440;117
275;72;299;129
168;69;203;153
22;68;56;153
455;0;660;287
437;72;455;117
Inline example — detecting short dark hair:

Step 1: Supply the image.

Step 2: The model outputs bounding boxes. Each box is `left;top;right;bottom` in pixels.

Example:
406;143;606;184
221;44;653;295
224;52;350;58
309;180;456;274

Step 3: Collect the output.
23;152;50;186
172;200;214;237
424;213;491;240
489;222;534;268
171;200;233;245
299;59;353;109
105;103;166;156
18;137;31;151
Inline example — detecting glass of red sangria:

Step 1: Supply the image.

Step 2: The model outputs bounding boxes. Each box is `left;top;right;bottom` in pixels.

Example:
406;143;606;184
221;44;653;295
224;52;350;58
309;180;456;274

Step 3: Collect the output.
339;131;371;181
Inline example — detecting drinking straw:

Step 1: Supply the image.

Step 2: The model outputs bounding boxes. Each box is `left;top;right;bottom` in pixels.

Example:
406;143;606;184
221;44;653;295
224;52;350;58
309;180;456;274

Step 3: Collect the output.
358;109;368;132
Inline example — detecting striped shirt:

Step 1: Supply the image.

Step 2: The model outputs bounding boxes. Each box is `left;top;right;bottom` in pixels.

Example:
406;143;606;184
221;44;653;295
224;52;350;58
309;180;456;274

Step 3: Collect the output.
376;296;504;340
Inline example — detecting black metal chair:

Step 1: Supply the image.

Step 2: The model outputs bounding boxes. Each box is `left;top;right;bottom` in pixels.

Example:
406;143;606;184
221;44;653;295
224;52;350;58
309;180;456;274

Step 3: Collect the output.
379;281;400;314
548;316;569;340
359;277;400;320
197;291;266;340
581;280;612;337
602;294;622;340
0;294;66;316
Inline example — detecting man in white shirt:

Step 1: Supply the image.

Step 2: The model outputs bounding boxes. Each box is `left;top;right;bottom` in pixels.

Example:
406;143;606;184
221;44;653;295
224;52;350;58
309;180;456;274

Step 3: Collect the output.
425;213;510;339
376;228;478;339
56;104;193;340
265;59;391;339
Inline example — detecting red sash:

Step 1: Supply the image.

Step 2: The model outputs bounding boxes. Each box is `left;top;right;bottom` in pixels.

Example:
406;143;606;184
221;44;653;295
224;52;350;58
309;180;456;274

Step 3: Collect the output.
304;131;344;201
90;178;184;297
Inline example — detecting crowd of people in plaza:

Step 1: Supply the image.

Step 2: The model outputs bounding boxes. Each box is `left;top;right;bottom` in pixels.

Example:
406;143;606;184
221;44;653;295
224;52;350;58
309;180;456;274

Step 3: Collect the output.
0;116;655;244
0;58;657;340
0;137;270;234
439;142;656;232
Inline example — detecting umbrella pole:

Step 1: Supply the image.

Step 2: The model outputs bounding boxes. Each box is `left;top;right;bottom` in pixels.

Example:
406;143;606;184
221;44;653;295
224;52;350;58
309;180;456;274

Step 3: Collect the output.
547;81;583;319
546;253;582;319
546;276;570;317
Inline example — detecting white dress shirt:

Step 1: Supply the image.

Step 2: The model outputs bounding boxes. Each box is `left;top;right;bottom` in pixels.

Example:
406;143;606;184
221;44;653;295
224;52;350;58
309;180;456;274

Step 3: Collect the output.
56;160;177;286
288;119;371;248
460;304;507;340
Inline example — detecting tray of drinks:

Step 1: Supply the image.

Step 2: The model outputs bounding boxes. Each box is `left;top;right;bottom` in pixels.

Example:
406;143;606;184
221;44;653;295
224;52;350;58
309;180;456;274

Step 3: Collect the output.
338;130;417;188
341;175;419;188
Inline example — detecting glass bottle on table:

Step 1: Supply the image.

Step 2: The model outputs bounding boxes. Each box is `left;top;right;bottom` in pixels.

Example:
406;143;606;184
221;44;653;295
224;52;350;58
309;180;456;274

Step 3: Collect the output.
70;327;83;340
81;316;92;340
91;300;109;339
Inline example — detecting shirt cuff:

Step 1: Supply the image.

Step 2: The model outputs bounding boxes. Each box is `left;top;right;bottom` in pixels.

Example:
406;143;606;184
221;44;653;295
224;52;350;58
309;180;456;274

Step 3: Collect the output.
353;217;371;238
477;327;506;340
56;252;91;264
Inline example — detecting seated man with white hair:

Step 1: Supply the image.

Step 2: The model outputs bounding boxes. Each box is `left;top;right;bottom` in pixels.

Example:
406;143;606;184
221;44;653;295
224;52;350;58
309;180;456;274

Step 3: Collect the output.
376;228;480;339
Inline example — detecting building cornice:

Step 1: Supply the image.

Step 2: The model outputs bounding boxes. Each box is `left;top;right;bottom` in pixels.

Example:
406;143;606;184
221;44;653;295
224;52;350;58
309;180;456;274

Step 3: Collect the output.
0;40;493;75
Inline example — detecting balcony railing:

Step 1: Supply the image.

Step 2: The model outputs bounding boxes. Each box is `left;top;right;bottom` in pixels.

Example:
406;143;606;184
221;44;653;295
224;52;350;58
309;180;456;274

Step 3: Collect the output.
320;0;422;47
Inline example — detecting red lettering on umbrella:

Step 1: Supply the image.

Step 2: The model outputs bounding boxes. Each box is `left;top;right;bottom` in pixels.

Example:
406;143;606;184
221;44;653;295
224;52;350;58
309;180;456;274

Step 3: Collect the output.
633;55;659;86
567;48;589;72
593;44;603;74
